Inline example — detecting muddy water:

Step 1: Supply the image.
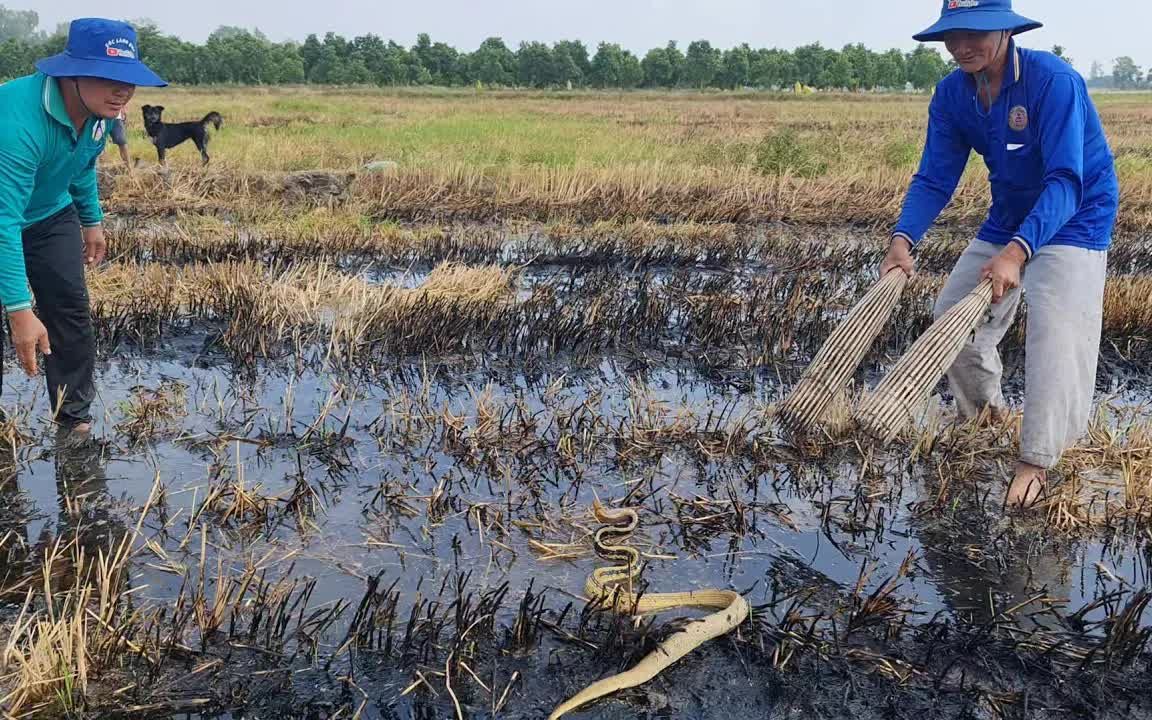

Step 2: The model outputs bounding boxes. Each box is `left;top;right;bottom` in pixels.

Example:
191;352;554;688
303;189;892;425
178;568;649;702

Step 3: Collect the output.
1;321;1150;718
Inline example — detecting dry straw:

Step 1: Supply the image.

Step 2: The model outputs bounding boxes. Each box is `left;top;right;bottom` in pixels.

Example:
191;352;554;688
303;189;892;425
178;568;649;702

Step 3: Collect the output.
778;269;908;433
855;279;994;443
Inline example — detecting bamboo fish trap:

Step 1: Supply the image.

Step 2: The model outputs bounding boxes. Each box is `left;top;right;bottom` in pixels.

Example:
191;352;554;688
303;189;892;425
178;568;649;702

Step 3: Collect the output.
855;279;994;443
778;269;908;433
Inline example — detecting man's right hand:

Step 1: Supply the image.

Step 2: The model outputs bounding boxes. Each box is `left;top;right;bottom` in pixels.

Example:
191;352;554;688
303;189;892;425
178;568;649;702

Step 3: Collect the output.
880;236;915;277
9;309;51;375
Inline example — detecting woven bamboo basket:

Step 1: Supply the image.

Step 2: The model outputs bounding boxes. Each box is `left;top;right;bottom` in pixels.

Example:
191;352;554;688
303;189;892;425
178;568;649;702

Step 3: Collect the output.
855;279;994;443
778;269;908;433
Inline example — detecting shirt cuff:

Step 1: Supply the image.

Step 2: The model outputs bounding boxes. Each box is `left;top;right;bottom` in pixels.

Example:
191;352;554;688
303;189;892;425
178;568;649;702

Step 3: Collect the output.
891;231;915;251
1010;235;1033;260
5;300;32;314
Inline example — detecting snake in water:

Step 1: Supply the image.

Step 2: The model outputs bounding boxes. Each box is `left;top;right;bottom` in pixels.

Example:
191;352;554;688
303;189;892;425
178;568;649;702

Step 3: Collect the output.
548;499;751;719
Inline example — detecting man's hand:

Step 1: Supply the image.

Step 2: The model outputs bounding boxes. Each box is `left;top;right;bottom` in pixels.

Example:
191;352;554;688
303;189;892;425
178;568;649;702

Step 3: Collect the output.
880;236;915;277
82;225;106;266
980;242;1028;303
9;309;51;375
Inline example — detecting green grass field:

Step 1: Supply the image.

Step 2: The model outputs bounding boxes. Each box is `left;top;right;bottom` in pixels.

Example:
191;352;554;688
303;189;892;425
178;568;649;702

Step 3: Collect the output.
114;87;1152;223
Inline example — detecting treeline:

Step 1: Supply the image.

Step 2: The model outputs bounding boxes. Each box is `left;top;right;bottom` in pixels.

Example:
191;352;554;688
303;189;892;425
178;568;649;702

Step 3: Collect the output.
0;23;955;90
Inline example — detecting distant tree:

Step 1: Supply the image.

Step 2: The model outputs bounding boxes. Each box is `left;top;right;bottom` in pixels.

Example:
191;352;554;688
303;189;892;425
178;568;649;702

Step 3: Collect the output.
719;43;752;89
200;29;272;82
750;48;795;88
641;46;674;88
818;50;853;89
551;41;585;87
354;35;410;85
0;5;40;42
0;38;32;78
432;42;461;84
874;48;907;89
470;37;515;85
334;57;372;85
135;26;201;84
590;43;641;88
268;43;305;83
413;33;460;85
640;42;684;88
683;40;721;88
553;40;591;83
792;43;828;87
128;17;160;32
664;42;685;86
517;41;555;88
1090;60;1104;80
322;31;350;60
300;34;323;78
1051;45;1074;67
619;49;643;88
842;43;876;90
412;33;433;67
209;25;267;42
308;44;343;84
1113;56;1143;89
906;44;949;90
40;31;64;56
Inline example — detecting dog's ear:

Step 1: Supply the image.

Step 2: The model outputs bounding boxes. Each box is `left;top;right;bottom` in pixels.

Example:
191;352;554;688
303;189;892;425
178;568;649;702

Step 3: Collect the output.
155;105;165;113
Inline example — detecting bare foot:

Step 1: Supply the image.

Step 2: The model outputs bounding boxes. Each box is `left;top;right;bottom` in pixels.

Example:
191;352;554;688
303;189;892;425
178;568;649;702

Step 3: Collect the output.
56;422;92;444
1006;462;1046;509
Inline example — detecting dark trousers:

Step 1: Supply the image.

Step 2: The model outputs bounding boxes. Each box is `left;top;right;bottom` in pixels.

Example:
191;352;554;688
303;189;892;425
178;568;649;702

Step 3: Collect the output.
2;205;96;426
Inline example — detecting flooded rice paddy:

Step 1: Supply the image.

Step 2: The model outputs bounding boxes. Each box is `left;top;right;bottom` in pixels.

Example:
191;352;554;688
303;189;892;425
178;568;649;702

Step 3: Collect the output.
2;217;1152;720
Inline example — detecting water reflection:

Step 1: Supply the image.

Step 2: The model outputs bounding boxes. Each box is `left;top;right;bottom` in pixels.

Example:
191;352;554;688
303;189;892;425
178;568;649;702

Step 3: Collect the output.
0;433;128;598
51;432;129;586
0;459;28;595
915;508;1074;632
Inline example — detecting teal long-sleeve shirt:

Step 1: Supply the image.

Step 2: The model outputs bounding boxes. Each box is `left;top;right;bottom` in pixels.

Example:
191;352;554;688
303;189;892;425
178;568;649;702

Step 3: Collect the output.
0;72;107;313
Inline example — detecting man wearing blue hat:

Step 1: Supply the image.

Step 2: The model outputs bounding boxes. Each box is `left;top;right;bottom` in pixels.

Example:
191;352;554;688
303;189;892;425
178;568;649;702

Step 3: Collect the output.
879;1;1119;508
0;18;166;434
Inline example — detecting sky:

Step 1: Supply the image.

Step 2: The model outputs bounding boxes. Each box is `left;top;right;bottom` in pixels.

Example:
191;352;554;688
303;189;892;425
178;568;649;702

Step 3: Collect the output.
30;0;1149;76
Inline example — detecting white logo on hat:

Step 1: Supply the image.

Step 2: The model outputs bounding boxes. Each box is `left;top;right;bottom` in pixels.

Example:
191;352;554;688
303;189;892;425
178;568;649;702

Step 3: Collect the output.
105;38;137;59
948;0;980;8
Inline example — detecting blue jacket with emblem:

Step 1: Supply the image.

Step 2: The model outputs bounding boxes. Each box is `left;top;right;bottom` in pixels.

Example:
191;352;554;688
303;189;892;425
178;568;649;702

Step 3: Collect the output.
893;42;1118;259
0;72;106;313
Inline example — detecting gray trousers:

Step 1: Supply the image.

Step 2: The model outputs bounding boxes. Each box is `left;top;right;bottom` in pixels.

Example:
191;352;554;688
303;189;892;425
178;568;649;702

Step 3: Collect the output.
934;239;1107;468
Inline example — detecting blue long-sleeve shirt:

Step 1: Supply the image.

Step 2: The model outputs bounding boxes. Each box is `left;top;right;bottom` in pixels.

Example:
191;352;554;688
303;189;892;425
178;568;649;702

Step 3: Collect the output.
893;43;1119;259
0;72;107;313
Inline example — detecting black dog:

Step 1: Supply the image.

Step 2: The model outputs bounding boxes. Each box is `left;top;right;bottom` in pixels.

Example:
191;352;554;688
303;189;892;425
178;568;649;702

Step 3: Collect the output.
140;105;223;165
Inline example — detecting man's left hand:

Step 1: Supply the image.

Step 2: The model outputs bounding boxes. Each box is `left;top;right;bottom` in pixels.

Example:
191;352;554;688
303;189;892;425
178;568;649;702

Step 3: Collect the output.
980;242;1027;304
82;225;107;266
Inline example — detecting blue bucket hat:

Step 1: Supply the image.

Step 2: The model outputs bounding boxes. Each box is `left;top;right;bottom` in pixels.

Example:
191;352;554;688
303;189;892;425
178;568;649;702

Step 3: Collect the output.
913;0;1042;42
35;18;167;87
